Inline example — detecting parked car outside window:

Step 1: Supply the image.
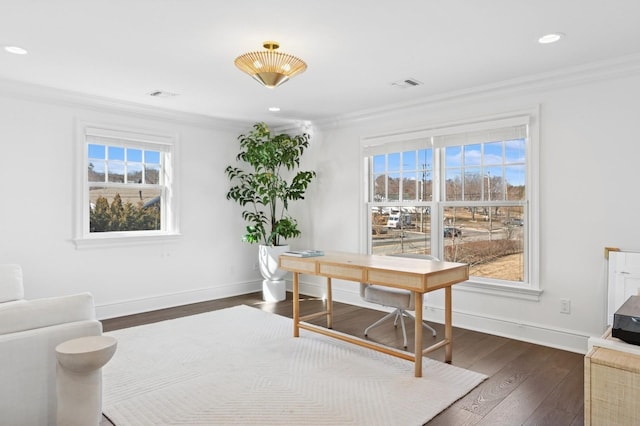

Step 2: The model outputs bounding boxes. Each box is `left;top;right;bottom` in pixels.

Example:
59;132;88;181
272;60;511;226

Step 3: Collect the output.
443;226;462;237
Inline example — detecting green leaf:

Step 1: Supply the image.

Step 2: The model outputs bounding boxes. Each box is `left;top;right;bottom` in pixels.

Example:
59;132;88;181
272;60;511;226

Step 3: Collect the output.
224;122;315;245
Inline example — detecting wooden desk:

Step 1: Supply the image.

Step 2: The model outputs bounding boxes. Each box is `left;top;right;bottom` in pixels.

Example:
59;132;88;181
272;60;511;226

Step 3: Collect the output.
278;251;469;377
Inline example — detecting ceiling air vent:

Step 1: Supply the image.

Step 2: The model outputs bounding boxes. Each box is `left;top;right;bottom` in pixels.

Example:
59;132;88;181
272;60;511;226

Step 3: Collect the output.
391;78;423;89
148;90;179;98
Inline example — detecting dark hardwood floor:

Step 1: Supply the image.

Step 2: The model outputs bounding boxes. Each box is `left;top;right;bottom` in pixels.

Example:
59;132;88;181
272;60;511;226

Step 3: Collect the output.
100;292;584;425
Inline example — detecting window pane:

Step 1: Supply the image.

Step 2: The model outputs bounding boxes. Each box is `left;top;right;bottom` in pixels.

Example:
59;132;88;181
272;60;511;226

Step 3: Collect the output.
388;153;401;172
145;150;161;164
127;148;142;162
464;168;482;200
108;161;125;183
145;164;161;185
443;205;524;282
88;161;105;182
418;149;432;201
388;172;400;201
505;139;526;163
418;149;432;169
402;171;417;201
485;167;503;201
484;142;503;165
419;176;432;201
373;155;385;174
127;163;143;184
506;165;525;200
108;146;125;161
88;144;105;160
445;146;462;167
373;173;386;201
445;169;462;201
464;144;481;166
403;151;416;170
371;206;432;256
89;187;162;232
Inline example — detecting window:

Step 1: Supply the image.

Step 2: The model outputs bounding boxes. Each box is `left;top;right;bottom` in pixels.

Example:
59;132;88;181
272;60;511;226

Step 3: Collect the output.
364;112;538;291
74;124;179;247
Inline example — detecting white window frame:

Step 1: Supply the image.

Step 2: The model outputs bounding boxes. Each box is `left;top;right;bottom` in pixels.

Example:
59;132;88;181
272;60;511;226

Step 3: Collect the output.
361;108;542;300
73;121;181;248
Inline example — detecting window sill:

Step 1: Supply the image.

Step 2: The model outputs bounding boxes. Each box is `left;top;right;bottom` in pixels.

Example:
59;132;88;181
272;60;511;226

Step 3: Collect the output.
454;279;543;301
72;232;182;249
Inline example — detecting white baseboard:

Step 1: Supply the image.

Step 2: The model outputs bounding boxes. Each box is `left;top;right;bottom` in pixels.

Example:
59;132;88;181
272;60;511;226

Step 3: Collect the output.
95;280;261;320
97;278;591;354
422;305;590;354
297;280;590;355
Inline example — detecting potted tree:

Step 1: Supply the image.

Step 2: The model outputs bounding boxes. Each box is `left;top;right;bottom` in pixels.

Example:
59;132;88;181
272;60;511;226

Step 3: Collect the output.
225;122;316;301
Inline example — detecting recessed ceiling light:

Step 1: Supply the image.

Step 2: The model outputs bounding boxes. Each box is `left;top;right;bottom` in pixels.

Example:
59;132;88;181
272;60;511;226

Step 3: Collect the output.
538;33;565;44
4;46;28;55
268;107;280;112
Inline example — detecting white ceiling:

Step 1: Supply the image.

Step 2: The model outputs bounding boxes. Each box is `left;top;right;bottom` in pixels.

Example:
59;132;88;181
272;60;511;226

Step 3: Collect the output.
2;1;640;125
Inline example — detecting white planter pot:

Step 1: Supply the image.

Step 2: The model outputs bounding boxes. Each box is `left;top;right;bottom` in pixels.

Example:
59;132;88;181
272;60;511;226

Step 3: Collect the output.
258;244;289;302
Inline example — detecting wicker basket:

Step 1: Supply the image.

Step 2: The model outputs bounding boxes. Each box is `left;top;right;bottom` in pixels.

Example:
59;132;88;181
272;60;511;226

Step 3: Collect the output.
585;328;640;425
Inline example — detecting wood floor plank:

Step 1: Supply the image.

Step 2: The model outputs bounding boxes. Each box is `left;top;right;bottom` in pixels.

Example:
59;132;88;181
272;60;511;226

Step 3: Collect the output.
427;339;536;425
522;359;585;425
466;337;532;376
476;347;582;425
453;343;557;418
440;331;511;369
425;406;483;426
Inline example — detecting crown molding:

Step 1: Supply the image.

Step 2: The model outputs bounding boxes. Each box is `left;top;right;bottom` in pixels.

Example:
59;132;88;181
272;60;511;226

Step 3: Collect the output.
2;52;640;132
0;78;252;131
315;53;640;129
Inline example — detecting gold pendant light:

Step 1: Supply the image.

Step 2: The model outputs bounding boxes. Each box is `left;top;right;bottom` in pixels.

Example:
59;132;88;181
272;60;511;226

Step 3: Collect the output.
234;41;307;88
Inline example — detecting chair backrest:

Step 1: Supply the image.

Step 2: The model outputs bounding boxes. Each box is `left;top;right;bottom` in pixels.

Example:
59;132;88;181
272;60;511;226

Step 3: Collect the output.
0;264;24;303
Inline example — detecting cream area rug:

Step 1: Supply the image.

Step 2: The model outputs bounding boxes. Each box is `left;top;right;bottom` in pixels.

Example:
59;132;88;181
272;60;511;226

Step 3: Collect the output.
103;305;486;425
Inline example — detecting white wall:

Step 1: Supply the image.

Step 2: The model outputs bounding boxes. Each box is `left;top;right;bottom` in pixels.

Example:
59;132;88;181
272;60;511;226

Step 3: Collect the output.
2;59;639;353
292;61;640;353
0;82;262;318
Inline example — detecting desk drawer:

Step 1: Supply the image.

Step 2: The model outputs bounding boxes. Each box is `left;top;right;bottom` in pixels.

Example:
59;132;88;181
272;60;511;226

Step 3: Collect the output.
279;257;317;274
319;264;364;281
368;270;422;290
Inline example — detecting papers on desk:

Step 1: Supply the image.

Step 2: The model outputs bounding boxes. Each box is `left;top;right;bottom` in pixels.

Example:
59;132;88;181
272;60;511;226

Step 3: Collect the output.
282;250;324;258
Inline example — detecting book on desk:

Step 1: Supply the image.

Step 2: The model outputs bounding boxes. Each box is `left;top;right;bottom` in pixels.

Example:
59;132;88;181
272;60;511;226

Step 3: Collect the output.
281;250;324;258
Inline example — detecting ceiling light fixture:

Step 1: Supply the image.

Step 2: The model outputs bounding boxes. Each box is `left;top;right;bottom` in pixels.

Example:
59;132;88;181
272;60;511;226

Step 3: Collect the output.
538;33;565;44
234;41;307;88
4;46;28;55
268;107;281;112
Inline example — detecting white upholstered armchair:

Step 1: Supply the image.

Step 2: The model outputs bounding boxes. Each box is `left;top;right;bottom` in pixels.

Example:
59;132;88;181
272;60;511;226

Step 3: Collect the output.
0;264;102;425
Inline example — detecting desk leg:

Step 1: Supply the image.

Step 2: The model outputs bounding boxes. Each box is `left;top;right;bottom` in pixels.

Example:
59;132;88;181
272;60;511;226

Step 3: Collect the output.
414;291;423;378
293;272;300;338
445;286;452;363
326;277;333;329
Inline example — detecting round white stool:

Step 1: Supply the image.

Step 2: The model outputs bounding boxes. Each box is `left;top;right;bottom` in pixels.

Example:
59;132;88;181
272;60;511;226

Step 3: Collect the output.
55;335;117;426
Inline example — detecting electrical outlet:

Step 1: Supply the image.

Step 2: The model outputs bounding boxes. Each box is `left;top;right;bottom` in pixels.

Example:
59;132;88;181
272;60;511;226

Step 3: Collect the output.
560;298;571;314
